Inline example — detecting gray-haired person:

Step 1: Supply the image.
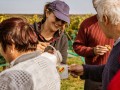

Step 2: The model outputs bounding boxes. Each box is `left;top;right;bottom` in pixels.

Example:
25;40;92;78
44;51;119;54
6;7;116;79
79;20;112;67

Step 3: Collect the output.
69;0;120;90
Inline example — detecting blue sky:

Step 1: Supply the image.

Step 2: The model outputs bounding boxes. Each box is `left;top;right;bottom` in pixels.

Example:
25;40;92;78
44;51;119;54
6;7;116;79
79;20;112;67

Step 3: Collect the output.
0;0;96;14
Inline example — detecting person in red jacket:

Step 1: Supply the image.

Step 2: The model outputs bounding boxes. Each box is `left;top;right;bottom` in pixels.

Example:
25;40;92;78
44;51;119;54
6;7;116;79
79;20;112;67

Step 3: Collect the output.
73;0;114;90
107;57;120;90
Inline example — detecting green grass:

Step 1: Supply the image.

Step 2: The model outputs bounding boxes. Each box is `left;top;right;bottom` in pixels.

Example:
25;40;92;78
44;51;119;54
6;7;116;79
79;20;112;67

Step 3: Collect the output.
61;57;84;90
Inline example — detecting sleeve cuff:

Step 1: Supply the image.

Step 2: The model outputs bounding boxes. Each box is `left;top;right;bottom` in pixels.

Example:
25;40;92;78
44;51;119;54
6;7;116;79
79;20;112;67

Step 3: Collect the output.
80;64;90;79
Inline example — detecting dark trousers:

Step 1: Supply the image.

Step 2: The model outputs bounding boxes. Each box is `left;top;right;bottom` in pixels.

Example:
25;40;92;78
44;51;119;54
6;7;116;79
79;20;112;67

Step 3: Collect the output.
84;79;102;90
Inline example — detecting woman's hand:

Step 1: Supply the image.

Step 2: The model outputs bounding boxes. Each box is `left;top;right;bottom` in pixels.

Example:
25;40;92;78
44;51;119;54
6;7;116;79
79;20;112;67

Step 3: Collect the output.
37;42;50;52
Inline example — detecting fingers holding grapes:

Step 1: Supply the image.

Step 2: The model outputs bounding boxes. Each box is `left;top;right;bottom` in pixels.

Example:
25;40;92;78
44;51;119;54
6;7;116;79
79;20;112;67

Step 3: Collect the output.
94;45;111;55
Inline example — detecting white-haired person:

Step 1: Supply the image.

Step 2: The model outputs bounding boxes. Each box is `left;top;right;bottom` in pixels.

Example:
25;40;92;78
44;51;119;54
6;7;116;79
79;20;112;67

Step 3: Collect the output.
69;0;120;90
0;17;60;90
73;0;114;89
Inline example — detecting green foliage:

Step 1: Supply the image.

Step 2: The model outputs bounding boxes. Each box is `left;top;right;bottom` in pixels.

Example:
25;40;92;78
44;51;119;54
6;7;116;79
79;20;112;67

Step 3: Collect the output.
61;76;84;90
67;57;83;65
0;55;6;72
0;55;6;64
0;15;9;22
26;14;42;24
66;14;92;41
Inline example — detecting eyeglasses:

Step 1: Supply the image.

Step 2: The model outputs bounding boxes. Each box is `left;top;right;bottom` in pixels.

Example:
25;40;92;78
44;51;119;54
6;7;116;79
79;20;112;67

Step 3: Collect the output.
55;17;66;24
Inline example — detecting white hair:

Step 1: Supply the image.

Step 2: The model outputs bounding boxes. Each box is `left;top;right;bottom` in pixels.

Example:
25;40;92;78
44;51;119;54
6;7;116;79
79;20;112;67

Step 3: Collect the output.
92;0;101;8
96;0;120;25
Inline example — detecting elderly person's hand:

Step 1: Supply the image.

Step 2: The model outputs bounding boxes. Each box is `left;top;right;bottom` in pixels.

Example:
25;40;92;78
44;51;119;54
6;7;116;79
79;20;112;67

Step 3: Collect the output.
94;45;110;55
37;42;50;52
68;64;84;78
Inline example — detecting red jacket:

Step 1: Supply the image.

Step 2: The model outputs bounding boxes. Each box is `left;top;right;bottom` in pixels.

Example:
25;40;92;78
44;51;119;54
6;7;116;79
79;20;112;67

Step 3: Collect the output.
108;70;120;90
73;15;114;65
